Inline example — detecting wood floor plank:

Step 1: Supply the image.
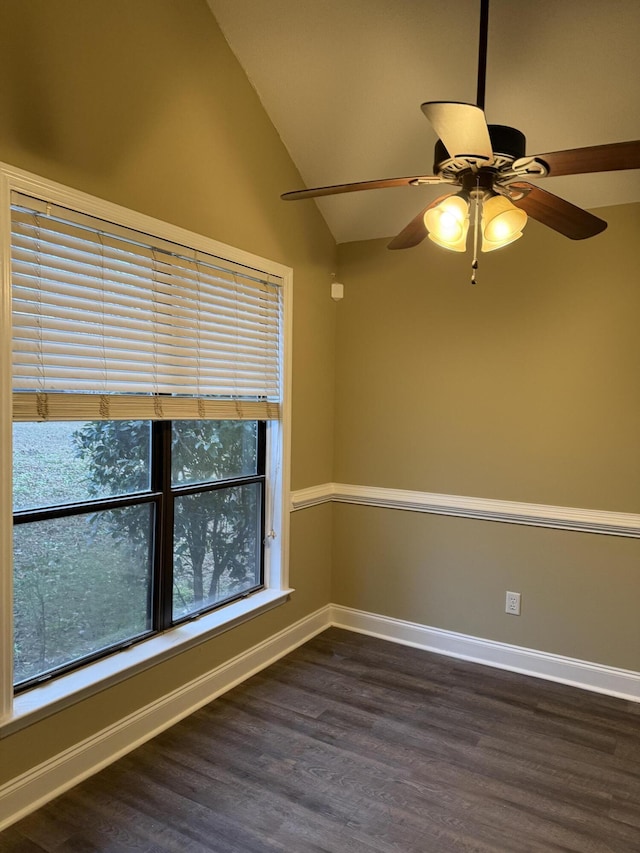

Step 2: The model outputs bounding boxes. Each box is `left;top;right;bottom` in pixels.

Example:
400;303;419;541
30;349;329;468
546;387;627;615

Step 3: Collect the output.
1;628;639;852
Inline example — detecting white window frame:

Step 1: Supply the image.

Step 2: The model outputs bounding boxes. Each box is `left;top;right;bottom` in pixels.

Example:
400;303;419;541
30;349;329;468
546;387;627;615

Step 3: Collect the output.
0;163;292;734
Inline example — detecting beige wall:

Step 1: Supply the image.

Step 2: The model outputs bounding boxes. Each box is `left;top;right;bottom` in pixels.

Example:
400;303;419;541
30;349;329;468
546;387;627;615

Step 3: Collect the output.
335;205;640;511
0;0;336;783
333;204;640;670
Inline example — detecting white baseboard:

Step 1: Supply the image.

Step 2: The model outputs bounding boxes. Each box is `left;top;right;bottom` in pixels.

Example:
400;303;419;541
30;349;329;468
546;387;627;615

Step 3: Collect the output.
330;604;640;703
290;482;640;538
3;601;639;833
0;605;331;833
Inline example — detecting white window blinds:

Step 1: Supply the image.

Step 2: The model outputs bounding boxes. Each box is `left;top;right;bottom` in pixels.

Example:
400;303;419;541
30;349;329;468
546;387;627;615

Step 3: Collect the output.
11;194;282;421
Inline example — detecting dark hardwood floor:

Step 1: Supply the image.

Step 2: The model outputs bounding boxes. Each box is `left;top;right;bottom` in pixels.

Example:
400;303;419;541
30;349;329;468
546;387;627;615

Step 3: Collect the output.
2;627;639;852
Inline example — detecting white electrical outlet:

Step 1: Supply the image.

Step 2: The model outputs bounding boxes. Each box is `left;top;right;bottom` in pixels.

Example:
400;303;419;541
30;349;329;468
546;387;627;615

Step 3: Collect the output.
505;591;521;615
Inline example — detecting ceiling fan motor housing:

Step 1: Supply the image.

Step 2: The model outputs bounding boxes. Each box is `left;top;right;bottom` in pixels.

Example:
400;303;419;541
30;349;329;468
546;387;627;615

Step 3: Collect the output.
434;124;526;171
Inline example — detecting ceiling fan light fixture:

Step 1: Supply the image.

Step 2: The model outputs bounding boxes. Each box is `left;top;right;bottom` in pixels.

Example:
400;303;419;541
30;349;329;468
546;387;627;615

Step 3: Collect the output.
282;0;640;261
481;194;527;251
428;228;469;253
424;195;470;252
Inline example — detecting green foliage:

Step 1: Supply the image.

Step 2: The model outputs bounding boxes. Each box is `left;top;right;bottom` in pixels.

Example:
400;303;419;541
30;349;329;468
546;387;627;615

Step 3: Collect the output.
72;421;150;497
13;507;152;684
12;418;261;685
73;420;259;618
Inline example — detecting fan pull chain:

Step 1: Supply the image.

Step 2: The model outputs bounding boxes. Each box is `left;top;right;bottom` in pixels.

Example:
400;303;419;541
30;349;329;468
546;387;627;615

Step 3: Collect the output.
471;179;480;285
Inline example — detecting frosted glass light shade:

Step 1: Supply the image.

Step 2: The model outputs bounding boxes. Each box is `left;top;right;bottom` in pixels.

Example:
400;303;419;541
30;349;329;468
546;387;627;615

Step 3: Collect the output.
481;195;527;251
424;195;470;252
481;230;523;252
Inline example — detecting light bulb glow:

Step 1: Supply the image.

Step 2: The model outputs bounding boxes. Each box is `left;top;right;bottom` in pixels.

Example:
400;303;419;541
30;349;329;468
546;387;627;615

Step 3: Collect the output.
438;210;464;241
481;230;523;253
489;219;512;240
424;195;470;252
428;228;468;252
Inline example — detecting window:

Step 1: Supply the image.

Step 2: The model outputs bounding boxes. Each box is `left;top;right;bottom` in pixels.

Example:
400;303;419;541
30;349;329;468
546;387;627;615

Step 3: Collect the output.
0;165;291;725
13;419;265;690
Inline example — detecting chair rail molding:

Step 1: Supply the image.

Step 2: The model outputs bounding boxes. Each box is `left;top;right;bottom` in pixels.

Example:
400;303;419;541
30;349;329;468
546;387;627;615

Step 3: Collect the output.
290;482;640;538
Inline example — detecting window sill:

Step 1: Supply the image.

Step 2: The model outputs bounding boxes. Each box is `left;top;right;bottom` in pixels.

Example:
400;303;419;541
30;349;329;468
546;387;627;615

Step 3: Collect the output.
2;588;293;737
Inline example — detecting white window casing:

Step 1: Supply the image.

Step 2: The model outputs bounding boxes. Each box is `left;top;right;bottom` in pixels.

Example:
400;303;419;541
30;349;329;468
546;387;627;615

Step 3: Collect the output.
0;163;292;732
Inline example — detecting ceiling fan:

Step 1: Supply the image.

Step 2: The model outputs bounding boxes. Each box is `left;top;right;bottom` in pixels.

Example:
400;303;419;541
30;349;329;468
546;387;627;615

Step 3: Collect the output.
281;0;640;264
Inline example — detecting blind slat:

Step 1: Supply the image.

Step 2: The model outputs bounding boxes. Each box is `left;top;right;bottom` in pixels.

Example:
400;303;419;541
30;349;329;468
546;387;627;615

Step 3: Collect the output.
13;300;281;348
11;198;283;418
12;332;279;370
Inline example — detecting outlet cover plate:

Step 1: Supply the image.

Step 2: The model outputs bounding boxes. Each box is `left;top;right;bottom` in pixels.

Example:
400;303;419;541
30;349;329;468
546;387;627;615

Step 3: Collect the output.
506;591;521;615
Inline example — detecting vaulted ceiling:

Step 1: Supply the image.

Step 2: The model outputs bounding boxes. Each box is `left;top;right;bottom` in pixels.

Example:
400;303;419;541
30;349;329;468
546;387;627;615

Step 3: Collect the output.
208;0;640;244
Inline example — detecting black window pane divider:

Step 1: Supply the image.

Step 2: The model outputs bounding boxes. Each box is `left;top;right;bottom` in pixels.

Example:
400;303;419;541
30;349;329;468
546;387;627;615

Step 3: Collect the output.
153;420;171;632
13;492;160;525
170;473;265;499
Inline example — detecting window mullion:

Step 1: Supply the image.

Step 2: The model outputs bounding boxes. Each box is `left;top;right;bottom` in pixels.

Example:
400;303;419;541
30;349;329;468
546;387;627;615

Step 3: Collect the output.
258;421;267;590
152;421;173;632
13;491;159;525
257;420;267;475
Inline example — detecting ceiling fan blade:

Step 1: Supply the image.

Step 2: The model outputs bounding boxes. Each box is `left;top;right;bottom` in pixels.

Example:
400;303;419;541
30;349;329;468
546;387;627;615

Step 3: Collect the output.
387;193;455;250
510;182;607;240
421;101;493;163
281;175;442;201
530;140;640;177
